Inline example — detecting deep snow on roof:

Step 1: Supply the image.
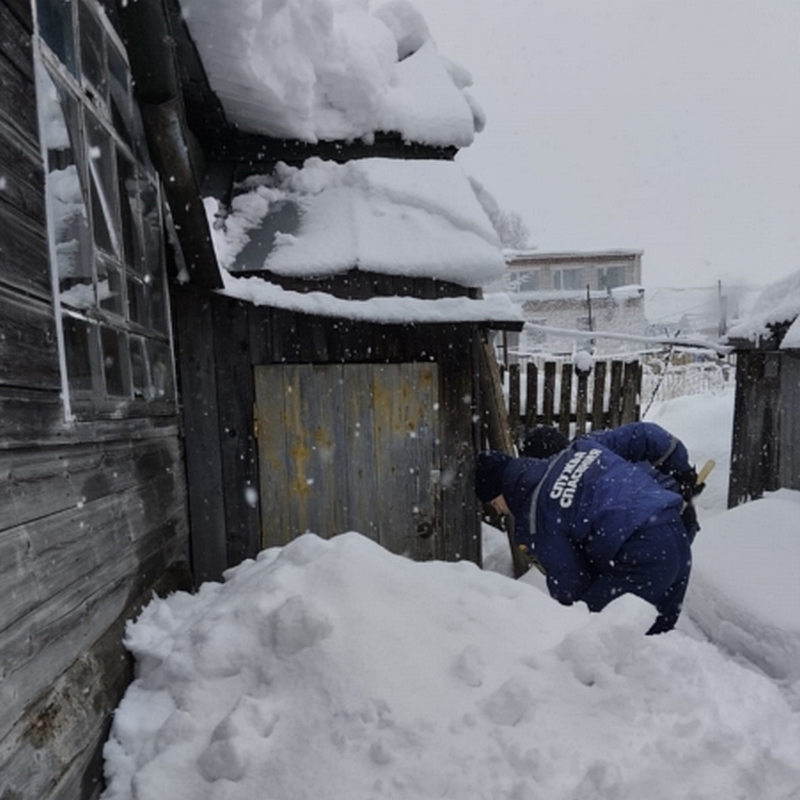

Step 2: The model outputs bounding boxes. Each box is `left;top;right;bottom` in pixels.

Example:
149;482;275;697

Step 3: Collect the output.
179;0;483;146
726;268;800;348
209;157;506;285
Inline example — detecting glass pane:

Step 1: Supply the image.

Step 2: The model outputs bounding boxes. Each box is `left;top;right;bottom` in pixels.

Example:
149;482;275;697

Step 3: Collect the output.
37;66;94;307
117;152;145;273
100;325;128;397
147;271;169;335
97;256;124;315
62;314;95;391
37;0;77;76
130;336;147;399
86;113;121;256
147;339;174;401
127;274;145;326
79;0;106;101
140;179;162;274
108;41;134;149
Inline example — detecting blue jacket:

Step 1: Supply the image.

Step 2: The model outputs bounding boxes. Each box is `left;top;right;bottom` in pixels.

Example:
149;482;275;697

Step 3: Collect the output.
500;422;692;605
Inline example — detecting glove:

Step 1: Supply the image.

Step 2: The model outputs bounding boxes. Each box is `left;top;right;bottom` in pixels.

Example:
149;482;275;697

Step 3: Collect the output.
676;467;704;503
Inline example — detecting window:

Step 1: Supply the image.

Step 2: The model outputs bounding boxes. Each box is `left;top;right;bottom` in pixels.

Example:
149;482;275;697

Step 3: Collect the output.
599;266;626;291
553;268;584;291
35;0;175;418
517;270;539;292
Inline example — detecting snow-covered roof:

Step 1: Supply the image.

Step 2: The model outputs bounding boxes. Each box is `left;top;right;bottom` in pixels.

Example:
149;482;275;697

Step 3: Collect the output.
208;157;506;285
180;0;483;147
726;268;800;348
206;157;520;325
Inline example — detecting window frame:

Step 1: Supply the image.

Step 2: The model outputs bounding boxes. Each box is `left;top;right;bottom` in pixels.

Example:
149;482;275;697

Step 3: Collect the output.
34;0;177;421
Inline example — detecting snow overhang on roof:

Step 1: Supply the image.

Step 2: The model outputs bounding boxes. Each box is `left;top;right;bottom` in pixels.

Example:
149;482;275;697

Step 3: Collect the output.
206;157;521;327
726;268;800;349
207;157;506;286
179;0;483;148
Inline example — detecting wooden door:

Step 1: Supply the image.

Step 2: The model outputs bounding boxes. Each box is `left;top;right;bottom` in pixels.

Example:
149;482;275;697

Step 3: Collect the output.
253;362;440;559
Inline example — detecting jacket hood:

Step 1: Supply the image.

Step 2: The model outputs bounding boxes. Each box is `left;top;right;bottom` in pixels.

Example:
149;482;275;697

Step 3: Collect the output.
500;456;552;519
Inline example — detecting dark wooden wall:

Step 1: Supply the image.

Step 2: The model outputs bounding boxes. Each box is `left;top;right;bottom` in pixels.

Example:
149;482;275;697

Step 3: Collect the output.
0;3;191;797
174;287;483;582
728;349;800;507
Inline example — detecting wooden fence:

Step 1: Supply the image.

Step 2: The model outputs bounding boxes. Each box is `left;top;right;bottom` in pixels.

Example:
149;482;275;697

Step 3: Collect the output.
502;358;642;442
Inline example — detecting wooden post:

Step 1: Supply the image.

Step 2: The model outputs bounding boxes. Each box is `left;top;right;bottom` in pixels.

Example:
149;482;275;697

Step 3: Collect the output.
558;362;572;436
543;361;556;426
609;360;624;427
621;360;641;423
525;361;538;430
575;369;589;435
508;363;521;444
477;340;529;578
592;360;606;430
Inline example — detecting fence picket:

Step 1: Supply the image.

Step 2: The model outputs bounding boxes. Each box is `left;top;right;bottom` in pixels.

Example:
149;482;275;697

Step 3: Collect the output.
499;357;642;448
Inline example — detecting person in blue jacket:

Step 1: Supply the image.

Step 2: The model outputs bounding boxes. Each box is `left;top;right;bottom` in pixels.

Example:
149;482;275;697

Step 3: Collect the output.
476;422;703;634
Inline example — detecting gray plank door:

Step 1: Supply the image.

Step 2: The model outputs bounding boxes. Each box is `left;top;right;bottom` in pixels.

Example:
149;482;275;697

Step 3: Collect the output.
254;363;440;559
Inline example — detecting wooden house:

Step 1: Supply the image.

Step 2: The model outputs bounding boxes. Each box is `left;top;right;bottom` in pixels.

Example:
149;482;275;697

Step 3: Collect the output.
0;0;195;796
0;0;519;794
726;271;800;508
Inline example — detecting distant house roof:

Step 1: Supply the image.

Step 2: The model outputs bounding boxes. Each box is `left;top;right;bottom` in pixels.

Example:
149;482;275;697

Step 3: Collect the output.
504;249;644;267
726;269;800;349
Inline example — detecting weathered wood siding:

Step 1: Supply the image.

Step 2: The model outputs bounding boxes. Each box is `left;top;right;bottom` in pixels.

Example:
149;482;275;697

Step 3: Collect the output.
174;287;483;581
0;3;192;797
254;362;440;560
729;349;800;507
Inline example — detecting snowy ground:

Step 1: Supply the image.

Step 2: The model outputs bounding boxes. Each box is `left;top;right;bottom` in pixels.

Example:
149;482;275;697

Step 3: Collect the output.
101;388;800;799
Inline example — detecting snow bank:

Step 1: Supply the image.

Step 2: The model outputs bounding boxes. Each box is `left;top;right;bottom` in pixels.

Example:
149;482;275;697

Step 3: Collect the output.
686;490;800;684
101;532;800;800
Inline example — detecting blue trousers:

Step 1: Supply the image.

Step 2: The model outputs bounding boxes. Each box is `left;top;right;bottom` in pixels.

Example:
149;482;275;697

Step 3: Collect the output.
580;510;692;635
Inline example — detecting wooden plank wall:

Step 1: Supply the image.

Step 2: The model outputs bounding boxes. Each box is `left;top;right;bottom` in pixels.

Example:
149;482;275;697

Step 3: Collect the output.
0;4;192;797
778;352;800;493
503;358;642;445
174;288;483;578
728;350;783;507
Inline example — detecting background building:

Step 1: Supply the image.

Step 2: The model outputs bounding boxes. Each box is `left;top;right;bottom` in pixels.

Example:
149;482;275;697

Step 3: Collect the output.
500;249;646;357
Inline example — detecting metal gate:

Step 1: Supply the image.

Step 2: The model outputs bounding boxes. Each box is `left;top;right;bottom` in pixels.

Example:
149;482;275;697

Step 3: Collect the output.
253;362;440;559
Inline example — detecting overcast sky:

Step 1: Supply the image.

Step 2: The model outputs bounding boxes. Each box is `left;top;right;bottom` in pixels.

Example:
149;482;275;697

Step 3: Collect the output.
404;0;800;289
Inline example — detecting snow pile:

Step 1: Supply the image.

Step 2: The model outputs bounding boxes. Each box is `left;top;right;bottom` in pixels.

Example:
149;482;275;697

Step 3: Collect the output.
179;0;482;146
686;490;800;684
644;388;734;516
726;268;800;348
101;531;800;800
